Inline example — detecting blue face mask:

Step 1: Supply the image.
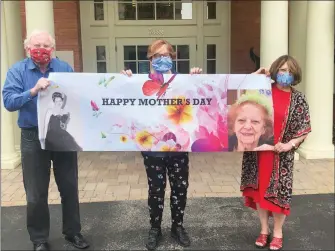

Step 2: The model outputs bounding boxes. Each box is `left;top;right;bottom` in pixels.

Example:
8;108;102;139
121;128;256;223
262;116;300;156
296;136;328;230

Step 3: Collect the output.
151;56;173;73
276;72;294;87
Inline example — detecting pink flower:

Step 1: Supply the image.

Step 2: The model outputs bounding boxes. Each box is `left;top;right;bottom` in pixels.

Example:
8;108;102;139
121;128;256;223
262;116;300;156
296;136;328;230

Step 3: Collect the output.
191;123;228;152
191;130;223;152
91;100;99;111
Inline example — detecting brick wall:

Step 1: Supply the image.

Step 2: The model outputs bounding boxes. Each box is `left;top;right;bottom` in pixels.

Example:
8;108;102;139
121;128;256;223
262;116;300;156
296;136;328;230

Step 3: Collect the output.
20;0;83;72
230;0;261;73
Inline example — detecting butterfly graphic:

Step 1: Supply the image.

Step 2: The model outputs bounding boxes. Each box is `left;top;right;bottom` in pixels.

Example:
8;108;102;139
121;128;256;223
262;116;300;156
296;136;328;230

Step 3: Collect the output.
98;76;115;88
142;73;177;99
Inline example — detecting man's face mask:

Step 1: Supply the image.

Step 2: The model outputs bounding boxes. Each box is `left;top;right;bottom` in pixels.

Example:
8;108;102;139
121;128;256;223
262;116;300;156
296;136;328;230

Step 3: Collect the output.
29;48;52;64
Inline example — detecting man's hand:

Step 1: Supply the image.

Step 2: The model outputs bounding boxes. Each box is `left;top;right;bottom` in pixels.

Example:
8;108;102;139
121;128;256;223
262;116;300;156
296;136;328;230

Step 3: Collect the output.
274;142;293;153
30;78;50;96
253;144;275;151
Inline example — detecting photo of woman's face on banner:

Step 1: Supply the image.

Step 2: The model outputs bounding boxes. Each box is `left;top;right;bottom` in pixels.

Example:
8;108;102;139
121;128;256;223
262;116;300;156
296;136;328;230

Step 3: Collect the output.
227;89;274;152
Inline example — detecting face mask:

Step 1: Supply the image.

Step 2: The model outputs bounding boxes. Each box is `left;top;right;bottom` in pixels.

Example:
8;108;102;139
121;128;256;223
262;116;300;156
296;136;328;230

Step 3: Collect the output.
29;48;52;64
276;72;294;87
151;56;173;73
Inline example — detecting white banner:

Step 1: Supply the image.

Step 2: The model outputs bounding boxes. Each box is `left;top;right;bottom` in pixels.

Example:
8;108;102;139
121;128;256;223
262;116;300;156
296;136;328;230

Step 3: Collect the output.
38;73;273;152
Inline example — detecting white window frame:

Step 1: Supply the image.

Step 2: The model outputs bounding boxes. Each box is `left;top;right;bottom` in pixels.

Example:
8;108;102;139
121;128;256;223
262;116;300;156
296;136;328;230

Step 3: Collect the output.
114;0;197;26
91;39;110;73
203;1;221;25
204;37;225;73
90;0;108;26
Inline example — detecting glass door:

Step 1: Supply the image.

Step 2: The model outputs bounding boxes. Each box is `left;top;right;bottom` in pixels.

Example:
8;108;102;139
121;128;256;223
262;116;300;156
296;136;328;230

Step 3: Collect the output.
116;37;197;74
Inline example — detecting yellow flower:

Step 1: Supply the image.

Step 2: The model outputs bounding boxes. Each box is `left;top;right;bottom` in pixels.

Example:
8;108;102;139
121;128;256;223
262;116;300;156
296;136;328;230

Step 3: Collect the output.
120;135;128;143
161;144;177;152
153;140;178;152
135;130;153;148
166;96;193;125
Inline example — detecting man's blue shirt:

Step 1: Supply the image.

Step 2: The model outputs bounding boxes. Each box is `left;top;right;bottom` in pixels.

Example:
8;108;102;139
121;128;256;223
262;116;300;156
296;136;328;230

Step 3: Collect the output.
2;57;73;128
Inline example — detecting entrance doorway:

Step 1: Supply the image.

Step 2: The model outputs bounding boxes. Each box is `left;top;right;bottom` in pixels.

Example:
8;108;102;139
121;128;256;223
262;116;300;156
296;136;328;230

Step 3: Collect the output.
116;37;197;73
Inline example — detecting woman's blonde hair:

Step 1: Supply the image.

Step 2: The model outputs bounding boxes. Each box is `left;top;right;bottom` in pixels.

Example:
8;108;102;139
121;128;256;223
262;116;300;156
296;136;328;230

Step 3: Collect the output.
147;39;176;60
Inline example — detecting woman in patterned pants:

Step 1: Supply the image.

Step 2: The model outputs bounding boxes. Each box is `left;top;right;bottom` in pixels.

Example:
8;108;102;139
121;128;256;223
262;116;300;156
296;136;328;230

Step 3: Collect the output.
121;39;202;250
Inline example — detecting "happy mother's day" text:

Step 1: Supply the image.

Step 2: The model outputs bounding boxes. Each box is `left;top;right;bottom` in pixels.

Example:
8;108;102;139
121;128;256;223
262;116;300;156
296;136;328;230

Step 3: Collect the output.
101;98;212;106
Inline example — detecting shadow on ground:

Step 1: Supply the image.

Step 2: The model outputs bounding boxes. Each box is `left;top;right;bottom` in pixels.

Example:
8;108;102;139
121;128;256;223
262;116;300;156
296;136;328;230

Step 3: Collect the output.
1;194;334;250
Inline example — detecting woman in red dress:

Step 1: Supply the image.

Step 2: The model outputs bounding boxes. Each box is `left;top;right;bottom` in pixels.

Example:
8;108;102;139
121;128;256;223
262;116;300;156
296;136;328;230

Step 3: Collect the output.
240;55;312;250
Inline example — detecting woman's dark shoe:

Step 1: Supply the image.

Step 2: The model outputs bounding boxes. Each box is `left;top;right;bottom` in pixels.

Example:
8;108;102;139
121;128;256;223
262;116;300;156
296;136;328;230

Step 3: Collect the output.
255;233;270;248
171;225;191;247
146;228;162;250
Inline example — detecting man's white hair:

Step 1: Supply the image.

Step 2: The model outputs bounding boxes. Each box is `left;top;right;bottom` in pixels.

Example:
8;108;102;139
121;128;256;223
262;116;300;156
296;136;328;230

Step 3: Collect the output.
23;29;56;49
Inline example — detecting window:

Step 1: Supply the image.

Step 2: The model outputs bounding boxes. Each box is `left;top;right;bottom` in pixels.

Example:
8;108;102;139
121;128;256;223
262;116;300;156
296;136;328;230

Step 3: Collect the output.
206;1;216;20
172;45;190;73
94;0;105;21
206;44;216;73
96;46;107;73
123;44;190;74
118;0;193;21
123;45;150;73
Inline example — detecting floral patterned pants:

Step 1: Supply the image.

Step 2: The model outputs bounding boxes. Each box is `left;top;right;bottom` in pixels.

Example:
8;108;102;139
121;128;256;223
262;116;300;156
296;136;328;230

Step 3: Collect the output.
143;153;189;228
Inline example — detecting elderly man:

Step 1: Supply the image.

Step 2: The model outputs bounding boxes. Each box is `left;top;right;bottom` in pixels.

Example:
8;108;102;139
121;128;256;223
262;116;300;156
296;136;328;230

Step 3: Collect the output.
2;30;89;251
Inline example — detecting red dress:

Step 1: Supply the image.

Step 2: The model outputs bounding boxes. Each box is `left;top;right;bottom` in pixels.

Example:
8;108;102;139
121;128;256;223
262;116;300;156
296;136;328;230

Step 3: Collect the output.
242;84;291;216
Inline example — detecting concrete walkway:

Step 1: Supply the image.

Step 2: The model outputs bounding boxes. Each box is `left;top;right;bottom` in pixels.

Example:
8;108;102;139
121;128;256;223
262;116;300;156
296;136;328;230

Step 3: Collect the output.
1;152;334;206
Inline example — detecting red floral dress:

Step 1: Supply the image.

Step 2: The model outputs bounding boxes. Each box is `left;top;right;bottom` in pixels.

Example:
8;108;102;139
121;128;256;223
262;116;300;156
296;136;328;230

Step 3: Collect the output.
242;84;291;216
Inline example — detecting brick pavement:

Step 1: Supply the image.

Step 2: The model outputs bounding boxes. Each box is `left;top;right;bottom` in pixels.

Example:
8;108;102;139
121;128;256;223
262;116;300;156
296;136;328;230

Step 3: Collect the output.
1;152;334;207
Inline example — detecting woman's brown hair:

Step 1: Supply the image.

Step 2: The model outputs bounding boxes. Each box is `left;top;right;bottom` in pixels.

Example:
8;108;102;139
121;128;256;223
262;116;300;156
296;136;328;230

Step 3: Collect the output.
147;39;176;60
269;55;302;86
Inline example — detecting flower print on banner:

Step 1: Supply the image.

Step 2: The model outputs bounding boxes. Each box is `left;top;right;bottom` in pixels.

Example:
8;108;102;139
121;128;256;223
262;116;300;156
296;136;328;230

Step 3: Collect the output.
106;120;191;151
152;139;179;152
120;135;128;143
189;76;229;152
98;75;115;88
165;96;193;125
101;132;106;139
135;130;154;149
100;74;229;152
90;100;102;117
191;126;226;152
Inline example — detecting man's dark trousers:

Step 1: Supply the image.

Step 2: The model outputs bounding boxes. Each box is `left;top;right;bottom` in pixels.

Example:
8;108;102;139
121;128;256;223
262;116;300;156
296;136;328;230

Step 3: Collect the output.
21;127;81;244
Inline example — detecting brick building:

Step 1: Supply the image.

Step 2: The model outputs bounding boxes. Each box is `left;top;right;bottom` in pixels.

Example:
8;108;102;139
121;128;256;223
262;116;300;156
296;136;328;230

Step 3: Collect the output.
1;1;334;169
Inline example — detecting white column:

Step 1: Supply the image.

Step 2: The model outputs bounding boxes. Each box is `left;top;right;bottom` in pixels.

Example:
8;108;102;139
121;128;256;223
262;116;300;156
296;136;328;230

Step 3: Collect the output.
260;1;298;158
25;1;55;39
288;1;308;93
1;4;21;169
260;1;289;68
3;1;25;154
298;1;335;159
